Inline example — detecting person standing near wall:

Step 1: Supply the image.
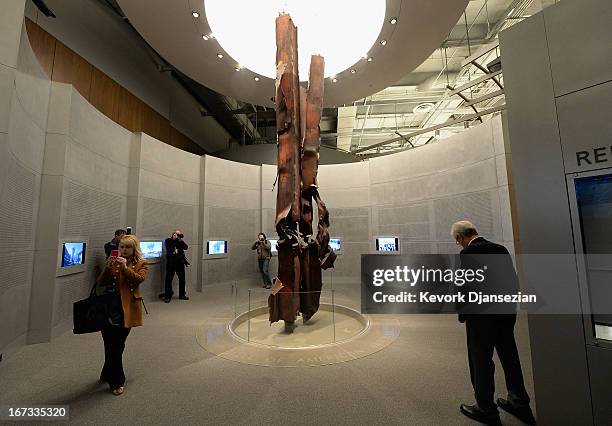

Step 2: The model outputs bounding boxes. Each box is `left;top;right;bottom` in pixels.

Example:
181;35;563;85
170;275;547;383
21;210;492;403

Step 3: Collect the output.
104;229;126;259
252;233;272;289
451;221;535;426
164;229;189;302
96;234;148;396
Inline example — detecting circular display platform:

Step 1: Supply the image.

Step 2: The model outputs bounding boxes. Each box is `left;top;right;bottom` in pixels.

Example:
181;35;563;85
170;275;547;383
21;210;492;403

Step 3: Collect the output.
196;303;400;367
230;304;368;348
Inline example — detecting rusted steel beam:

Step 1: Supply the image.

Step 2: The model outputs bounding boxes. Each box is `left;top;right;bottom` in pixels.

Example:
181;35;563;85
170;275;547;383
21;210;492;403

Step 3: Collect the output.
302;54;324;191
270;15;336;332
300;55;326;321
300;55;325;240
270;14;302;329
303;55;336;274
274;14;301;230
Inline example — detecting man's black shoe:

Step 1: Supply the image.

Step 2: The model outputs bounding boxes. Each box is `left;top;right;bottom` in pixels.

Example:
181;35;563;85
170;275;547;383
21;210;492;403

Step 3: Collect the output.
497;398;536;425
179;295;189;300
460;404;501;426
164;298;171;303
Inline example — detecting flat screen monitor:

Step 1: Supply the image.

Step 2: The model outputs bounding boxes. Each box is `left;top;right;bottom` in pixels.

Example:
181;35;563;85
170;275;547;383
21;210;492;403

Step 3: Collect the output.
376;237;399;253
61;242;86;267
329;238;342;253
140;241;163;260
574;173;612;335
207;240;228;255
269;239;279;254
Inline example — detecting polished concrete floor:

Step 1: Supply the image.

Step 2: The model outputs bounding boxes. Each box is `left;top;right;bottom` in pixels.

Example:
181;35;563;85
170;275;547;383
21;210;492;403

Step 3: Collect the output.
0;283;535;425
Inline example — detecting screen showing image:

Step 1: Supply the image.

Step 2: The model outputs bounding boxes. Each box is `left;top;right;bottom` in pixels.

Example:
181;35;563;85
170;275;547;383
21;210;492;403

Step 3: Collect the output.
140;241;163;259
207;240;227;255
62;242;86;267
329;238;342;252
269;239;279;254
376;237;399;252
575;173;612;330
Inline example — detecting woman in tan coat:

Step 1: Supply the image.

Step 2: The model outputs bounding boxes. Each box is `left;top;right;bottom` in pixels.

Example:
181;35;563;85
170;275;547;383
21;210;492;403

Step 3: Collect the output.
97;234;148;396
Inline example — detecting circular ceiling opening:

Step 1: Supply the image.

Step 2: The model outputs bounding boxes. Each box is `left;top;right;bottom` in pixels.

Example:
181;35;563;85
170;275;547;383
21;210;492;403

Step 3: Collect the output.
205;0;386;80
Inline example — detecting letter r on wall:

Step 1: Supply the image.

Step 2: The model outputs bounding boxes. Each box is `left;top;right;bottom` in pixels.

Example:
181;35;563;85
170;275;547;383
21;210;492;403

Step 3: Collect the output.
576;151;591;166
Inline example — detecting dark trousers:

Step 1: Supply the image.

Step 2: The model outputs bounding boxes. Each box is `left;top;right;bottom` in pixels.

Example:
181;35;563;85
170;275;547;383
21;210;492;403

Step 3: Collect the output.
258;258;272;286
100;325;131;390
165;261;186;298
465;314;530;413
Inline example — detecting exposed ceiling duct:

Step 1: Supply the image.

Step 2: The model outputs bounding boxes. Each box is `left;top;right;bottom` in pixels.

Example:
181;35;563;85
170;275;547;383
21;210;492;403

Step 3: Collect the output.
346;0;543;156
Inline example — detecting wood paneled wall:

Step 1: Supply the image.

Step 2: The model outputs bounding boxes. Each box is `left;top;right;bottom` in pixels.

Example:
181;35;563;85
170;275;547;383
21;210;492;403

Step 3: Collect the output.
24;18;207;156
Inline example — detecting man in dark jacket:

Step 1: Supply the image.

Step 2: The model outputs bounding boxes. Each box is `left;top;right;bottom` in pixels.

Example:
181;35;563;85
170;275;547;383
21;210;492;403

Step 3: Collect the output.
451;221;535;426
104;229;126;259
251;233;272;289
164;229;189;303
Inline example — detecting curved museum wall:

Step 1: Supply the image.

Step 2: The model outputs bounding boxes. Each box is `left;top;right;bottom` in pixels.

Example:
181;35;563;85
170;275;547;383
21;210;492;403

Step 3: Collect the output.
208;114;514;285
0;4;50;358
0;6;516;359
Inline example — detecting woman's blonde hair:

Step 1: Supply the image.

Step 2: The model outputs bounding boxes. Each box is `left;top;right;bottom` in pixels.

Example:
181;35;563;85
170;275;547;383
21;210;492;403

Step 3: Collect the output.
119;234;143;261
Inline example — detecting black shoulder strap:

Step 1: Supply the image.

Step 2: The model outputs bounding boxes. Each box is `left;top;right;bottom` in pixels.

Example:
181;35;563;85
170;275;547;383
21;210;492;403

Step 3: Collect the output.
89;281;98;297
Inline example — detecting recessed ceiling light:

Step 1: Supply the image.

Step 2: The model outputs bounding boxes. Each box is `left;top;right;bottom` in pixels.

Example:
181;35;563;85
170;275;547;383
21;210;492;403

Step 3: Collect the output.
350;69;356;74
389;17;398;25
367;57;373;62
332;77;338;83
254;76;260;82
234;66;241;72
202;34;209;40
217;53;224;59
192;10;199;18
380;39;387;46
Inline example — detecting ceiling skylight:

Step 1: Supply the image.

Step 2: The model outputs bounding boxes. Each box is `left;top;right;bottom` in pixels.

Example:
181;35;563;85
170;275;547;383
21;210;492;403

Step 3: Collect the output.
205;0;386;80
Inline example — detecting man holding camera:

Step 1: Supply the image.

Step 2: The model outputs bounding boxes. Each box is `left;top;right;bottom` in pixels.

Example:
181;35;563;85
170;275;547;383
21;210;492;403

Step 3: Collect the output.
164;229;189;303
251;233;272;289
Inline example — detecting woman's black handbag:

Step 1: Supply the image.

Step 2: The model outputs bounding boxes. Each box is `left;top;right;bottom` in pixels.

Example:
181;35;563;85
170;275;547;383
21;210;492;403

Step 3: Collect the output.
73;283;112;334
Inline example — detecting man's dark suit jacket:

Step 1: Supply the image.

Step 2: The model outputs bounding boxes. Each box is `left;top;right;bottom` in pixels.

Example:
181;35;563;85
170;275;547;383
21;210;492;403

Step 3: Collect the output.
457;236;519;319
165;237;189;266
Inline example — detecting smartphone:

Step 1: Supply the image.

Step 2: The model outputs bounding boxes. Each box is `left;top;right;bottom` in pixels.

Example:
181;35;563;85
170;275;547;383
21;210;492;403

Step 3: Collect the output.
110;249;120;258
126;226;132;235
